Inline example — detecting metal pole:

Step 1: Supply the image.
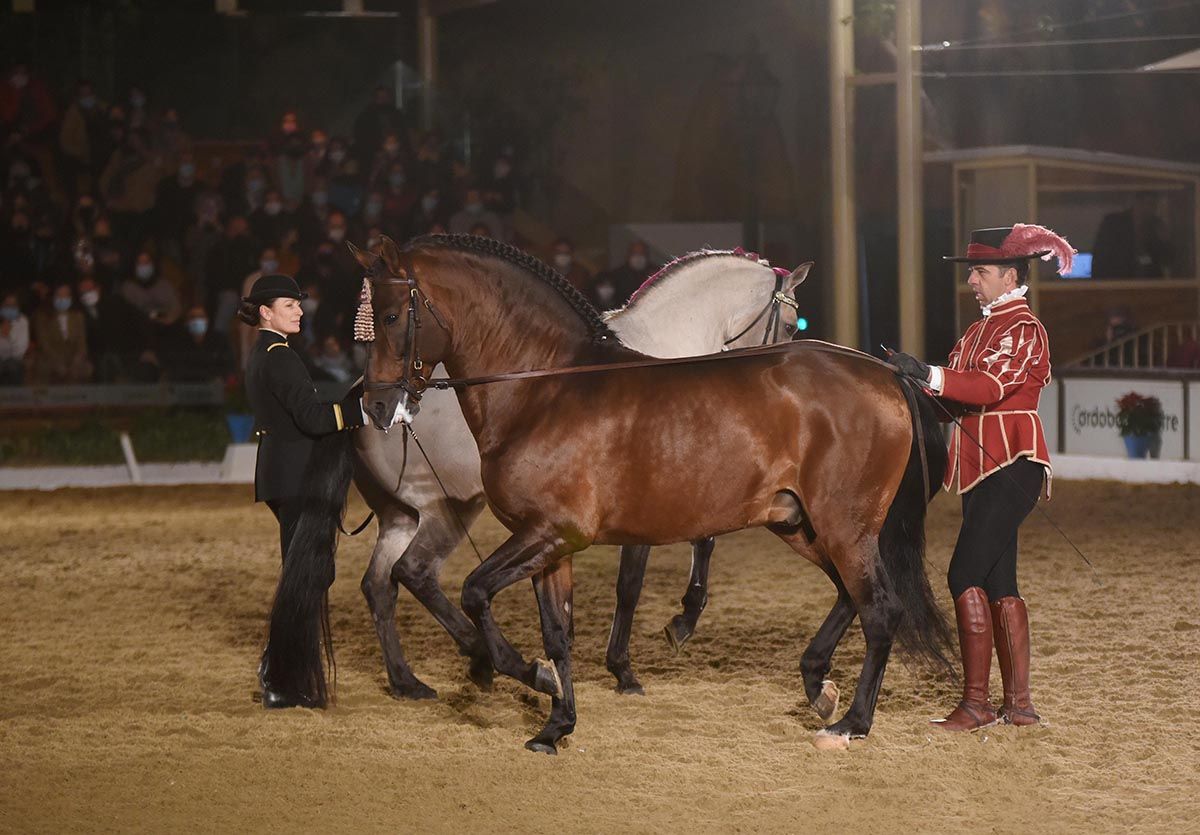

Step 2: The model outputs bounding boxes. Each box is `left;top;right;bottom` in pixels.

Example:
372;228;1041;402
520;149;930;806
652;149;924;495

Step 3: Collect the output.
830;0;859;348
896;0;925;354
418;0;437;131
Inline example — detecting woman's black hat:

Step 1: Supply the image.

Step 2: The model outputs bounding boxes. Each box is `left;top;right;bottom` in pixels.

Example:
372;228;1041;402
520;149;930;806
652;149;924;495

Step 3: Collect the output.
242;274;307;304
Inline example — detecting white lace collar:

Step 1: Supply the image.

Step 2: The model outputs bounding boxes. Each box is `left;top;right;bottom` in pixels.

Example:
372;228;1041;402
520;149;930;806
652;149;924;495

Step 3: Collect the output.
981;284;1028;317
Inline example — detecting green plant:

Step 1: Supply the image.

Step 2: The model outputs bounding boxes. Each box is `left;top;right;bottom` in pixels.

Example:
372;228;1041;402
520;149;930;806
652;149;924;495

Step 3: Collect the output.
1116;392;1164;438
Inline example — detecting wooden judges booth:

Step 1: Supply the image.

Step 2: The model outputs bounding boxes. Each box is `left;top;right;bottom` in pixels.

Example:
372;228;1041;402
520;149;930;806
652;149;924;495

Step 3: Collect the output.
925;145;1200;366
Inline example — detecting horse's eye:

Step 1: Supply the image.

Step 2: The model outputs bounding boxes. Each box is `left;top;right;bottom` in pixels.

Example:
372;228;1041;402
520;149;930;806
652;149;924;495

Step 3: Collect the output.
784;324;796;336
384;313;399;325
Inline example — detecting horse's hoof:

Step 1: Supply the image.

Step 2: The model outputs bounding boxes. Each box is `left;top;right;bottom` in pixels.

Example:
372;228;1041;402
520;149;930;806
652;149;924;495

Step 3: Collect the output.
468;655;494;692
615;681;645;696
533;658;563;699
524;738;558;755
811;730;850;751
663;618;692;654
812;679;839;723
261;686;322;710
390;681;438;701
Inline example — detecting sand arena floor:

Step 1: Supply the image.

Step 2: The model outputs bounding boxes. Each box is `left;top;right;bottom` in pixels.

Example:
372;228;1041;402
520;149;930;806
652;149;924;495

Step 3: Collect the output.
1;479;1198;833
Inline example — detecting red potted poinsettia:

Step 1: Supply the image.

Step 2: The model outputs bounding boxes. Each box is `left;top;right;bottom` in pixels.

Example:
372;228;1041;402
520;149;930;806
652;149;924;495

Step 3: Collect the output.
1115;392;1164;459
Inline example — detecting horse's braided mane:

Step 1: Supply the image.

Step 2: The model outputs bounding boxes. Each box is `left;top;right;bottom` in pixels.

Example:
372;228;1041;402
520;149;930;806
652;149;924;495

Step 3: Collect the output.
624;248;764;307
405;233;615;343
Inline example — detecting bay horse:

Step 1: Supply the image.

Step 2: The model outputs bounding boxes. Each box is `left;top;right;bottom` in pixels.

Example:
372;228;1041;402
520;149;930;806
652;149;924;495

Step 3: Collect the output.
352;248;811;700
267;234;951;753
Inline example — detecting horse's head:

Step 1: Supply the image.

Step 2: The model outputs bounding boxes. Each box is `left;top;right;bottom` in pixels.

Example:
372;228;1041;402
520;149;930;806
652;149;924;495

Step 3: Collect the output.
722;261;812;350
350;236;452;431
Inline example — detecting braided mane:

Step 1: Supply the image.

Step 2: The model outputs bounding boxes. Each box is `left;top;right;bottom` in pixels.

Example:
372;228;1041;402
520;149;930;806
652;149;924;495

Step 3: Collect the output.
406;234;615;343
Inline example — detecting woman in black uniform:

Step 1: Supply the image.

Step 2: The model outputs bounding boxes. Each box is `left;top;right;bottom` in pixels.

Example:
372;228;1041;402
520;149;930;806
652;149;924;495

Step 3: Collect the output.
238;274;364;562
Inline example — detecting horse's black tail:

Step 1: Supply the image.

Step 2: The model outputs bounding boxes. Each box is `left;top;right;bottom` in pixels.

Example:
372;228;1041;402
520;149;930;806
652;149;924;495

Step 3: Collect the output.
878;376;955;678
263;429;356;707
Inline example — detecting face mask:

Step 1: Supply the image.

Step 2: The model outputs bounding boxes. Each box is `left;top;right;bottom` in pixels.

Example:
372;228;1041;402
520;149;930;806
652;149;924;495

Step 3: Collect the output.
629;254;648;271
300;298;319;316
327;227;345;243
187;318;208;336
421;195;438;213
466;201;483;215
388;172;406;189
311;190;328;207
79;95;96;110
365;200;383;218
260;259;279;274
178;162;195;179
0;306;18;321
130;92;146;109
80;290;100;307
553;253;572;271
264;201;282;216
329;150;346;164
595;281;615;306
53;296;73;312
135;263;155;281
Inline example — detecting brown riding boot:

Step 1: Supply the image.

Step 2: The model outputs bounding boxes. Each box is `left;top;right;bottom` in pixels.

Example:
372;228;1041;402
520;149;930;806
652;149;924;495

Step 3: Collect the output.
992;596;1041;726
931;587;998;732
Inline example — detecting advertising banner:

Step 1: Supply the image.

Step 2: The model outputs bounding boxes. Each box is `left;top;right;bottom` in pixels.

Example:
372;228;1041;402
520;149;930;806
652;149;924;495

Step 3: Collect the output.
1062;378;1186;460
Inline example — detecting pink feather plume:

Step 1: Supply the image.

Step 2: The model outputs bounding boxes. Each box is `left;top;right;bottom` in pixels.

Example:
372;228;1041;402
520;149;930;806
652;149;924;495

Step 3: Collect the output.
1004;223;1076;276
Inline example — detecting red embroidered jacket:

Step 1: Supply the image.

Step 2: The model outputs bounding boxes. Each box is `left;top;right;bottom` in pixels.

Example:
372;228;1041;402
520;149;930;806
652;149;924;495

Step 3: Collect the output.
935;295;1052;494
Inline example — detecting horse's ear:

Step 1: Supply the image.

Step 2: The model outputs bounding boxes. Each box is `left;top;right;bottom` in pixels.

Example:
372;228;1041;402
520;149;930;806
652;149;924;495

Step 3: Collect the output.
378;235;404;275
347;241;378;272
785;262;813;292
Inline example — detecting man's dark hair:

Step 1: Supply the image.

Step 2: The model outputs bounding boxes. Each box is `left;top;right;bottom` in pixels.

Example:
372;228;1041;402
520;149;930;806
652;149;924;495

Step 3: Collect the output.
1011;261;1030;286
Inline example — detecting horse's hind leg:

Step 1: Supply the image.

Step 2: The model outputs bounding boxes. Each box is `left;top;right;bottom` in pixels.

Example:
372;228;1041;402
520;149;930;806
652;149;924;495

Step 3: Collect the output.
361;511;437;700
799;578;856;724
605;545;649;694
527;557;577;754
392;496;492;690
816;537;902;749
664;537;715;652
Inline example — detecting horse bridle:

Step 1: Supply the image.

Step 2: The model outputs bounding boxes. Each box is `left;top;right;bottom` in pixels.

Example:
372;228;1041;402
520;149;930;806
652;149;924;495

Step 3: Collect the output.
360;267;449;402
722;270;800;347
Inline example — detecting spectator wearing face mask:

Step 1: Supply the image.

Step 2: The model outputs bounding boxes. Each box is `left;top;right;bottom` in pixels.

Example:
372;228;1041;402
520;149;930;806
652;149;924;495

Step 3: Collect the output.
88;215;126;289
99;128;165;246
205;215;259;333
409;186;447;234
379;161;417;239
164;305;233;383
0;63;57;153
354;86;411;170
250;188;293;249
311;334;357;384
0;292;30;384
588;240;659;310
367;131;408;189
28;284;93;384
296;176;332;248
76;276;148;382
59;80;108;197
274;111;308;206
449;188;504;241
549;237;591;293
156;152;201;259
324;137;364;219
121;250;181;335
360;189;386;235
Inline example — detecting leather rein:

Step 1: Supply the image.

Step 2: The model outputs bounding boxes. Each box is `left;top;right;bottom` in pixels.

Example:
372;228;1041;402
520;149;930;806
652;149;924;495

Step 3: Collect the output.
361;268;815;397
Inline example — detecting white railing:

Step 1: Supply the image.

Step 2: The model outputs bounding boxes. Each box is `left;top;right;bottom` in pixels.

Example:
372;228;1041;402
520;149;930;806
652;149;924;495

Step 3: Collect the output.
1069;322;1200;369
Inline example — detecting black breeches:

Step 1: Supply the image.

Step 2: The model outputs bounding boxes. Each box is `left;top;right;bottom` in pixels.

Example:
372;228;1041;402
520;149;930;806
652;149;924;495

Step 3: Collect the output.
266;497;303;564
947;457;1044;601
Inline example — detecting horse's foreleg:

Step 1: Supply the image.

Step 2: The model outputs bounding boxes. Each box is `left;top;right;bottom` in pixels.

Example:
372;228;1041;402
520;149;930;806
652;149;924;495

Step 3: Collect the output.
527;556;576;754
663;537;715;652
392;496;492;690
460;531;573;703
360;512;437;700
605;544;649;694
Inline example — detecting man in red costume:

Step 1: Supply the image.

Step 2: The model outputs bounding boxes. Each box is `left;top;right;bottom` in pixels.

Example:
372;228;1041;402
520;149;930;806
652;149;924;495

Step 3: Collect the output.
891;224;1074;732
